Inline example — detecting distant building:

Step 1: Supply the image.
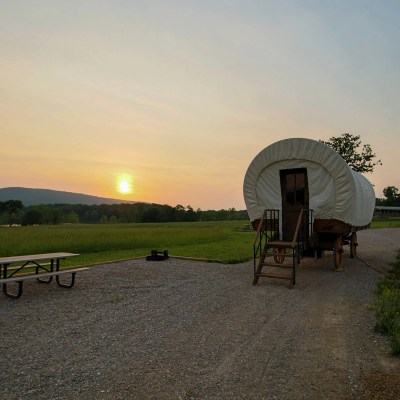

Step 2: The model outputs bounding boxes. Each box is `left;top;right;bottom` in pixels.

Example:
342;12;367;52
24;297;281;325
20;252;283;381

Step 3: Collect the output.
374;206;400;217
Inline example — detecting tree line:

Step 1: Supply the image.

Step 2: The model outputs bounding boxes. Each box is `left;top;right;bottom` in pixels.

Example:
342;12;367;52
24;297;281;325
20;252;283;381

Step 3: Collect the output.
0;200;248;226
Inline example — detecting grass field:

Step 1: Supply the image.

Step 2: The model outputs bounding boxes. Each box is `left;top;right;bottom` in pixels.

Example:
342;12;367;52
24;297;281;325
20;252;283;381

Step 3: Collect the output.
0;218;398;267
0;221;255;266
371;217;400;229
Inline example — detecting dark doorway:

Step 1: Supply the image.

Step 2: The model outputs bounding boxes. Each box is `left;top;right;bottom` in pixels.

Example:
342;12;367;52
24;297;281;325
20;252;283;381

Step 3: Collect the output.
280;168;309;241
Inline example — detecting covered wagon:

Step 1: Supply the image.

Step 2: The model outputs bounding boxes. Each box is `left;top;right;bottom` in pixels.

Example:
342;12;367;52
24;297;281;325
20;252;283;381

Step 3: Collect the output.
243;138;375;286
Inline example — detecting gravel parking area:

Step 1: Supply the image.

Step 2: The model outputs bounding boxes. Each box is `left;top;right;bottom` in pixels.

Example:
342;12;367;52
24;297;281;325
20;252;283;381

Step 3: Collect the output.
1;229;400;399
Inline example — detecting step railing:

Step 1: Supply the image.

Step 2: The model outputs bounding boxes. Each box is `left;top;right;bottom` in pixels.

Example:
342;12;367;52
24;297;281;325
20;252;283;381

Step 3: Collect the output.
253;209;280;276
292;209;314;260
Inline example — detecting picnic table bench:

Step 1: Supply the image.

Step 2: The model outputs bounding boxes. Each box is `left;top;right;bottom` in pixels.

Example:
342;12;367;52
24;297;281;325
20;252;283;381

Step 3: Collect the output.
0;253;89;298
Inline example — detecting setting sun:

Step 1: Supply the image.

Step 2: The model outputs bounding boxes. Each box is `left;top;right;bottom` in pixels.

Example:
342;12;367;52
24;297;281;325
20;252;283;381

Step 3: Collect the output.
117;176;133;194
119;181;130;193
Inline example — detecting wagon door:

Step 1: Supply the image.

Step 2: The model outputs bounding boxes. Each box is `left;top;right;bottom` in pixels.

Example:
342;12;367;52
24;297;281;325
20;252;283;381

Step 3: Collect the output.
280;168;309;241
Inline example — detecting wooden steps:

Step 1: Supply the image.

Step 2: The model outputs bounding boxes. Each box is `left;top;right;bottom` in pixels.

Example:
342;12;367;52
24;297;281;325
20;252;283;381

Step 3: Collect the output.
256;272;292;280
267;241;295;247
252;208;314;288
253;241;297;288
260;262;293;268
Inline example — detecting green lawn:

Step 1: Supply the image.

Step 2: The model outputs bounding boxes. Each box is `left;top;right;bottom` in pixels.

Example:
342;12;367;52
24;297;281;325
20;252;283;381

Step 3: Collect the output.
1;218;398;267
371;217;400;229
0;221;255;266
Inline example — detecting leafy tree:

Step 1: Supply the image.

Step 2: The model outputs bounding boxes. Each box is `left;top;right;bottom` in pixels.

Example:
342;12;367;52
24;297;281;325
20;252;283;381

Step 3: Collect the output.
22;209;43;225
99;215;108;224
383;186;400;206
0;200;24;225
66;211;79;223
0;200;24;214
320;133;382;173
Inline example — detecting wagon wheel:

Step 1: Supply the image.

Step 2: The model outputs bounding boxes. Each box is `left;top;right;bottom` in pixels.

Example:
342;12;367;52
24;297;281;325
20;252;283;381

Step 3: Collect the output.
350;232;358;258
333;235;344;271
273;247;286;264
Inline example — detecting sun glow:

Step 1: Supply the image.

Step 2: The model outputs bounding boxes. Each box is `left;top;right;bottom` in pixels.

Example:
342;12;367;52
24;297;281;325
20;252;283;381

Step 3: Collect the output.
117;176;133;194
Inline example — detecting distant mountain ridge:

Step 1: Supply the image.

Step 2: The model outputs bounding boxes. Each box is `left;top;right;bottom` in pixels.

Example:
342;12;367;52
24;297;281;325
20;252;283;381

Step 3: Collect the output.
0;187;139;206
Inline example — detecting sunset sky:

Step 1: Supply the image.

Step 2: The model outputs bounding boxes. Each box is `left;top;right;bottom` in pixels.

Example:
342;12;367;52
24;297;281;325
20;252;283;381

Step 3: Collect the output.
1;1;399;210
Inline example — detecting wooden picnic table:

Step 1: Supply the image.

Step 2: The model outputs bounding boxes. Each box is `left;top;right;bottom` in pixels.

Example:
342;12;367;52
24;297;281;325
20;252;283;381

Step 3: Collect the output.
0;252;89;299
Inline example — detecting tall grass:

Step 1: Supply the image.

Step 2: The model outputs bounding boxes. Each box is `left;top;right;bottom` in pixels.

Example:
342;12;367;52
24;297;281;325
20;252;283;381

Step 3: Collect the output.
0;221;255;265
373;250;400;355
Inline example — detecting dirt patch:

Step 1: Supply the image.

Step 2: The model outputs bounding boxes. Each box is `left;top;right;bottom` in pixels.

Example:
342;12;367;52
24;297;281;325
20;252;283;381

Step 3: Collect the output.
360;372;400;400
0;228;399;399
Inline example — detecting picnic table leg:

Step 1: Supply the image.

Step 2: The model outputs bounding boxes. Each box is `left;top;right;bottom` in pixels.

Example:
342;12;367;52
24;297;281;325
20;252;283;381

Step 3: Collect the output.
2;263;23;298
55;258;76;288
56;272;76;288
2;282;23;298
36;259;54;284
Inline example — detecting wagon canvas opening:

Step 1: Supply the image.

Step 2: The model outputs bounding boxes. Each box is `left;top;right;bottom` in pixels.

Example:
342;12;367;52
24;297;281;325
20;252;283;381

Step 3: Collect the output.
280;168;309;242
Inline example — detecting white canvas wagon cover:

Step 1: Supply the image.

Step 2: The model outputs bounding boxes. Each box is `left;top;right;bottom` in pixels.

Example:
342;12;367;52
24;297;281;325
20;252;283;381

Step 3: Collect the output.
243;138;375;228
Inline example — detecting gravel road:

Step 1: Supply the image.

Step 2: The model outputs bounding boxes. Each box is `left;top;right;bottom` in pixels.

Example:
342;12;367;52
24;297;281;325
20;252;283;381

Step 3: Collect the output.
1;228;400;399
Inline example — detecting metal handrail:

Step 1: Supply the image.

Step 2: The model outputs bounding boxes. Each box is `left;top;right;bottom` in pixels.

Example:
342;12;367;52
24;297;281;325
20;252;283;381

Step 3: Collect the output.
252;217;265;246
252;210;280;275
252;215;266;276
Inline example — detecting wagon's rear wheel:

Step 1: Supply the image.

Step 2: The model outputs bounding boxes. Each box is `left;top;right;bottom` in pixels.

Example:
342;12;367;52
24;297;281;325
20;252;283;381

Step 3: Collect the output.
350;232;358;258
333;235;344;271
273;247;286;264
